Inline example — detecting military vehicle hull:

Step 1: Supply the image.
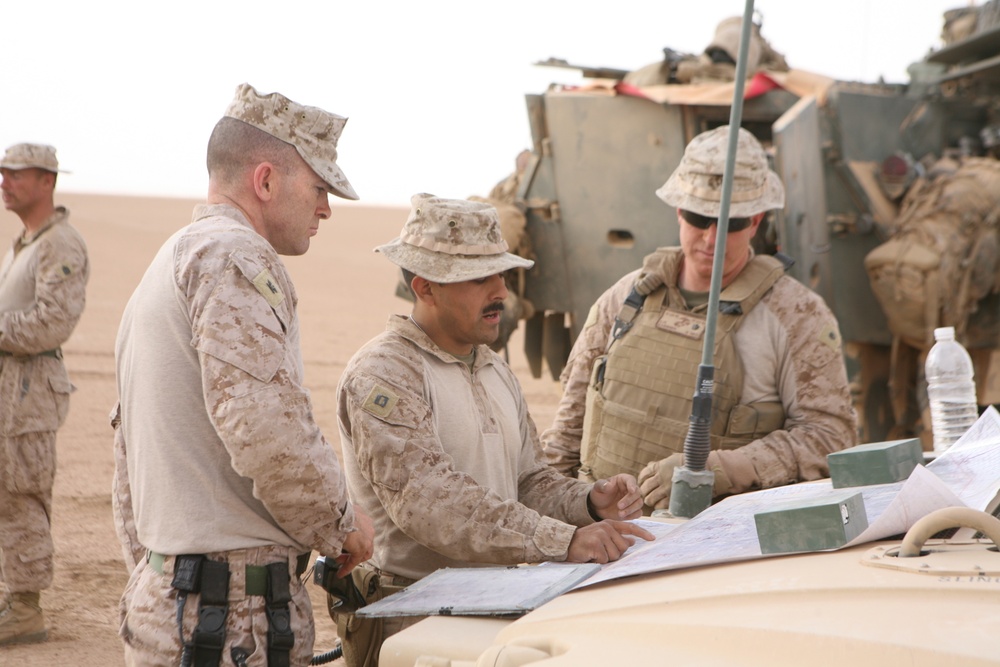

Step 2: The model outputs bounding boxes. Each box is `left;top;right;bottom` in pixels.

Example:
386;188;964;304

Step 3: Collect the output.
511;21;1000;446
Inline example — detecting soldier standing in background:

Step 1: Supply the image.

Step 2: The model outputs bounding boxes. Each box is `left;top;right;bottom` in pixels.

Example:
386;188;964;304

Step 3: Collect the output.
0;143;89;645
112;84;374;666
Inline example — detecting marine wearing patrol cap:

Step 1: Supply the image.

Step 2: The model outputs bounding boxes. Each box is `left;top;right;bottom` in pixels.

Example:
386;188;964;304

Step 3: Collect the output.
0;143;69;174
656;125;784;218
223;82;358;200
375;193;534;283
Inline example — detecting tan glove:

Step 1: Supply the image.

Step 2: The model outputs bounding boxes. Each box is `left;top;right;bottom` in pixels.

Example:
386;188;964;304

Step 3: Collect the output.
711;449;759;497
638;450;759;509
637;453;684;509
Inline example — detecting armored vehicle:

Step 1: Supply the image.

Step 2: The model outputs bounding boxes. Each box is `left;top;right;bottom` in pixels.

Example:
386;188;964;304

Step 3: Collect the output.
358;9;1000;666
491;8;1000;447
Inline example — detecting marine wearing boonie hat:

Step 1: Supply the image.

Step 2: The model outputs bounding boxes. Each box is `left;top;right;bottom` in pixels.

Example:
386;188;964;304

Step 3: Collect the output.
376;193;534;283
223;82;359;200
656;125;784;218
0;144;69;174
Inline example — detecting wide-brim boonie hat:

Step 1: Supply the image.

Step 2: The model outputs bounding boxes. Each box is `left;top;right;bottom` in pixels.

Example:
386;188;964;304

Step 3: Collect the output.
0;143;69;174
376;193;534;283
224;83;358;200
656;125;784;218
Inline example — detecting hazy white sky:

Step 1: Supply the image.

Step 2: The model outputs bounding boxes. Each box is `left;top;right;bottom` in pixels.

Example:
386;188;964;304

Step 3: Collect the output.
2;0;967;206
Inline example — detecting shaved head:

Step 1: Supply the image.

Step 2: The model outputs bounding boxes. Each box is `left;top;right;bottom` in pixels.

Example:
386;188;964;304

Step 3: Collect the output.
206;117;297;185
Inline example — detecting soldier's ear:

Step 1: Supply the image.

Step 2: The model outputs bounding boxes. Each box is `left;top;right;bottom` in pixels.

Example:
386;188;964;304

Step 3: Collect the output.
411;275;435;303
252;163;276;201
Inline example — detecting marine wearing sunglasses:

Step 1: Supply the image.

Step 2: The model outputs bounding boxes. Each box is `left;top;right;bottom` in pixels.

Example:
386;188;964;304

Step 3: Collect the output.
678;209;755;233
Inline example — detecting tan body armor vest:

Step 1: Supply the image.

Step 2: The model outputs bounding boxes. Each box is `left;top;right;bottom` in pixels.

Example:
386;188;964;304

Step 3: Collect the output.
580;249;787;482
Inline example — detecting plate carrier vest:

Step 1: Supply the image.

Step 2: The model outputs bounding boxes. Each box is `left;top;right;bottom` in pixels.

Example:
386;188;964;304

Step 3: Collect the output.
579;248;789;482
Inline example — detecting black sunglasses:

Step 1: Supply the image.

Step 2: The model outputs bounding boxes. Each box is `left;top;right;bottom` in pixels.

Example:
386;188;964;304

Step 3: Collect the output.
679;210;753;233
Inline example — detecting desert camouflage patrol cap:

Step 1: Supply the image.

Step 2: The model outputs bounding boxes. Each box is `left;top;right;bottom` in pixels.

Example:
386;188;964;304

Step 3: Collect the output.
223;83;358;200
656;125;784;218
376;193;534;283
0;143;69;173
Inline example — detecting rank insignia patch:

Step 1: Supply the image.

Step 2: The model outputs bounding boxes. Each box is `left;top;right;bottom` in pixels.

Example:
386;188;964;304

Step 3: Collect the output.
252;269;285;308
363;384;399;419
819;322;842;351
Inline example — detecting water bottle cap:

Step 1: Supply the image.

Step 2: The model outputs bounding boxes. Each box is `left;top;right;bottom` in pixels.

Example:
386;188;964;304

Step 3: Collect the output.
934;326;956;341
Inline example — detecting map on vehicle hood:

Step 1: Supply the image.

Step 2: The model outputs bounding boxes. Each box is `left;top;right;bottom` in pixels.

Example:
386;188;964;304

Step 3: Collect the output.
351;409;1000;616
578;406;1000;588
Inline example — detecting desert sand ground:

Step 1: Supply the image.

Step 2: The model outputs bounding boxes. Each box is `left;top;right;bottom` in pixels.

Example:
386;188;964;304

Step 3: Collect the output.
0;192;564;666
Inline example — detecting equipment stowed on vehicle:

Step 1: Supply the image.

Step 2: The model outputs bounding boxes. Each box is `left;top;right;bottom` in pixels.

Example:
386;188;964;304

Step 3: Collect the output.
865;157;1000;352
461;4;1000;450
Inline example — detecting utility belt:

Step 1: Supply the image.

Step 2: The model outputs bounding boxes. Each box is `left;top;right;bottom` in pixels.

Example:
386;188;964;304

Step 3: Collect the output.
0;347;62;360
148;549;309;667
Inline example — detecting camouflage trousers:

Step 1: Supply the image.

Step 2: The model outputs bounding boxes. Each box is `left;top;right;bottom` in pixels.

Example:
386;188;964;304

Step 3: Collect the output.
0;431;56;593
119;545;316;667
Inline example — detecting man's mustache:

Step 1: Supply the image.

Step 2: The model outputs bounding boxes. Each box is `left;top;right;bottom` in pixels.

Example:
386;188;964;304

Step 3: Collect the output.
482;302;505;315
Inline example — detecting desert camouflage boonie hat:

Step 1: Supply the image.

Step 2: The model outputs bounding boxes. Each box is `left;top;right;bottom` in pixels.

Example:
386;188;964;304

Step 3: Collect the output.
656;125;784;218
376;193;534;283
0;143;69;173
224;83;358;200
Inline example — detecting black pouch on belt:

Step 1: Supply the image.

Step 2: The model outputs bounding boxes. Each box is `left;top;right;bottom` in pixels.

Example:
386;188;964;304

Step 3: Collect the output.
191;559;230;667
265;561;294;667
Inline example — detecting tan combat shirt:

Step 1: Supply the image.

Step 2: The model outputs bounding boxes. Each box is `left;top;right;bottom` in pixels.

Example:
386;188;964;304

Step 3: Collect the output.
0;207;88;437
338;315;595;582
112;204;354;565
542;253;858;490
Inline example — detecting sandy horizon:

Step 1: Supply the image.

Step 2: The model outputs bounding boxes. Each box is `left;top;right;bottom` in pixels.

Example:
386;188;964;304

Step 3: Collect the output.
0;191;563;665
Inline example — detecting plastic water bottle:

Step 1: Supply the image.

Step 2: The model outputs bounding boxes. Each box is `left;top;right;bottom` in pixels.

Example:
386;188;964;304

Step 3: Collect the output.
925;326;978;453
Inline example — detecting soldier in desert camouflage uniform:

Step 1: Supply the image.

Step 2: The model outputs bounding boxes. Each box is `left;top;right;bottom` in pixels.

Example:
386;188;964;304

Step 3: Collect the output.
111;83;374;667
334;193;654;667
541;126;858;510
0;143;88;646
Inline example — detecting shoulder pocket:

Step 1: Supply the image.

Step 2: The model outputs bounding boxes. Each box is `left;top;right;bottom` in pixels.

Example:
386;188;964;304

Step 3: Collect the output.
356;379;425;429
192;254;288;383
229;250;293;332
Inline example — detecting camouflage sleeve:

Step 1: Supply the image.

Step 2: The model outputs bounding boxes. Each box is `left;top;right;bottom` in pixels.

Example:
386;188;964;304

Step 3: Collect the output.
189;245;355;558
0;233;88;354
541;275;635;476
341;351;578;564
731;279;859;491
110;403;145;572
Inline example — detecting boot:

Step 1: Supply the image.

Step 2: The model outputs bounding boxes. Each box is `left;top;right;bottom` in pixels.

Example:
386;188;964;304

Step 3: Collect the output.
0;591;48;646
